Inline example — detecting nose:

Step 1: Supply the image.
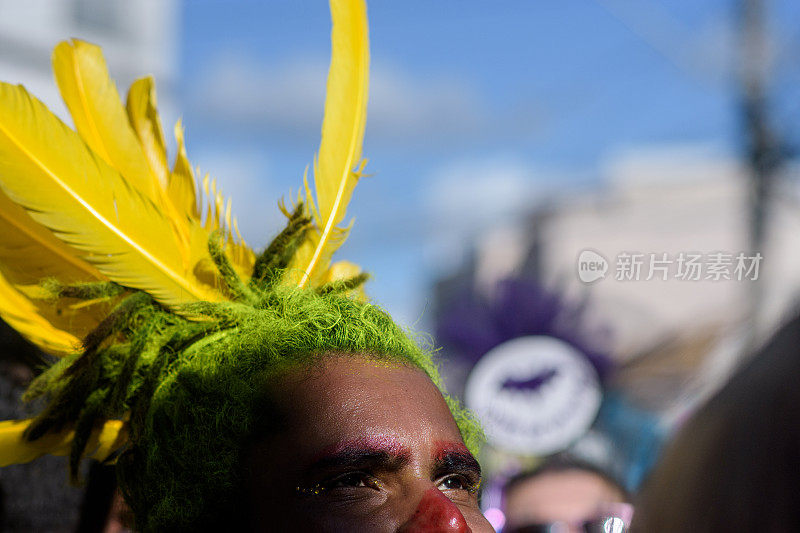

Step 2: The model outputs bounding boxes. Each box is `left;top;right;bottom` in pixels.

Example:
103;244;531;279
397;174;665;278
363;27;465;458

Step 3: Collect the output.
398;487;472;533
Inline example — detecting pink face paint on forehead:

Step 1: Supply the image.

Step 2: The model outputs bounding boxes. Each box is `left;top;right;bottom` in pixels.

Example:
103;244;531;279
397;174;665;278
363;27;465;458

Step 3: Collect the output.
433;441;472;461
312;435;412;462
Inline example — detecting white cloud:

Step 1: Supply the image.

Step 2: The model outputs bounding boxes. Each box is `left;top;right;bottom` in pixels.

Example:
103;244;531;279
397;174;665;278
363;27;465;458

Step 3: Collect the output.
367;63;485;141
428;156;537;221
423;155;542;273
191;51;326;135
190;50;487;144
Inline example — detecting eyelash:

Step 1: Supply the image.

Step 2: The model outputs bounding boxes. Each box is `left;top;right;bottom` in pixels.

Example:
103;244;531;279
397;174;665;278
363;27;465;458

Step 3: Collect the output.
297;471;480;496
296;471;380;496
328;471;380;490
437;473;480;494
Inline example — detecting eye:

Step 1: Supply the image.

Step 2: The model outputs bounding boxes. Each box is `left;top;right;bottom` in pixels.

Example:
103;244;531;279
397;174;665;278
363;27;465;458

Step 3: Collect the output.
437;474;476;493
296;472;382;498
328;471;380;490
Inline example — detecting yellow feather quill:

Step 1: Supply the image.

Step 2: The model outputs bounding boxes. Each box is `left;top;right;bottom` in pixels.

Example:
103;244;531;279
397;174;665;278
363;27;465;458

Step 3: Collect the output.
0;82;222;307
0;418;127;467
128;80;253;278
294;0;369;288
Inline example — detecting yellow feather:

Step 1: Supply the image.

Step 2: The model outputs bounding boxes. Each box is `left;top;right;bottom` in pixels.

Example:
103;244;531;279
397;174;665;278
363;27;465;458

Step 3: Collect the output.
322;260;363;283
126;75;254;278
0;190;107;344
126;76;170;190
53;40;158;201
54;42;195;256
196;170;255;280
295;0;369;288
0;418;127;467
0;188;104;284
0;270;80;355
230;217;256;276
0;82;222;308
323;260;367;300
170;120;201;221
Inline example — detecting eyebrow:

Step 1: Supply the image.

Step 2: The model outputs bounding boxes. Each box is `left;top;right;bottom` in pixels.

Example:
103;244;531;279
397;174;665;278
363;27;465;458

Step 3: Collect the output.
302;438;482;481
432;441;482;477
307;437;412;472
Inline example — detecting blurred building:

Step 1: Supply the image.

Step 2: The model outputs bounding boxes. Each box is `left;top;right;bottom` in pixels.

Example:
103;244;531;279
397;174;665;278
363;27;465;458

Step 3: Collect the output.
0;0;179;124
435;145;800;420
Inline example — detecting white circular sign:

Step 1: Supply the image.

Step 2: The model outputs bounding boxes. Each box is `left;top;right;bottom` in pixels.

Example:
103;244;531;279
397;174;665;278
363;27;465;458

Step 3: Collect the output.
464;335;601;455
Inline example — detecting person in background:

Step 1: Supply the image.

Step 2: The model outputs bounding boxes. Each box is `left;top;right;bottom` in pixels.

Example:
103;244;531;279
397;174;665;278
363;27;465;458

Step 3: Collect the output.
502;456;632;533
633;312;800;532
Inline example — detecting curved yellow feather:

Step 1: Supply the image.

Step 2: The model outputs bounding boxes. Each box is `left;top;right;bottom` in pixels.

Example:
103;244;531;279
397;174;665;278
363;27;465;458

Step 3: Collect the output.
0;188;104;284
296;0;369;288
323;260;367;300
126;76;170;190
127;74;253;279
0;190;107;345
170;120;201;221
0;82;222;308
55;41;195;257
196;169;255;280
53;40;157;201
0;270;80;355
0;418;127;467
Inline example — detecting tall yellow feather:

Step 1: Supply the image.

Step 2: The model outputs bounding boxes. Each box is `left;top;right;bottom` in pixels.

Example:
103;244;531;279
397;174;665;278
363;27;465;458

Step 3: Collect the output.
53;40;158;202
55;41;195;255
0;419;127;467
294;0;369;288
170;120;201;221
128;75;254;279
0;82;222;308
126;76;170;191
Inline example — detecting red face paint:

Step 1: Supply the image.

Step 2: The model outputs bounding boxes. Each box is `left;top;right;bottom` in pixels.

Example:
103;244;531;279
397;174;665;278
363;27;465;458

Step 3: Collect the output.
399;487;472;533
312;435;411;463
433;441;472;462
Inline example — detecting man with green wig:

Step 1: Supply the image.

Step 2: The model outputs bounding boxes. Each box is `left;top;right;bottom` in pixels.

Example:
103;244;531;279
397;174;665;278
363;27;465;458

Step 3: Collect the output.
0;1;494;531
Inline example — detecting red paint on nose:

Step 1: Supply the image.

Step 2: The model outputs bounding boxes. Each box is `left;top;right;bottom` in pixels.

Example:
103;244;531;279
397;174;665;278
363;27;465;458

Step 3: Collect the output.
399;487;472;533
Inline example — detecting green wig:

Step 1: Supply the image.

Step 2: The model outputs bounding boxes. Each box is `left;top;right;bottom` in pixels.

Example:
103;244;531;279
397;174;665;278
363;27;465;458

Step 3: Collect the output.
20;207;480;531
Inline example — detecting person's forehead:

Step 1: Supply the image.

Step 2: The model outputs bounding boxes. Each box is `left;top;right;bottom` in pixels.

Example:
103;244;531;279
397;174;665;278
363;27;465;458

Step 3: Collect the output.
245;355;477;503
511;470;619;500
280;355;463;448
505;469;624;523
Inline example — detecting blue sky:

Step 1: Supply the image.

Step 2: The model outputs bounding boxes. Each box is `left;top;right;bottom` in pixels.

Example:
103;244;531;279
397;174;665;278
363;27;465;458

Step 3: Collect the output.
177;0;800;325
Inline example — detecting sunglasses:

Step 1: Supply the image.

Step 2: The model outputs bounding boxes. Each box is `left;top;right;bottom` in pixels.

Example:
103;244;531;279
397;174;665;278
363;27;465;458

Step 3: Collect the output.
504;515;629;533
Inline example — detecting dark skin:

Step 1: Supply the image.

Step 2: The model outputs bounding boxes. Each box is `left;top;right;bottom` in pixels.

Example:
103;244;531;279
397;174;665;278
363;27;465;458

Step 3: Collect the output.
245;356;495;532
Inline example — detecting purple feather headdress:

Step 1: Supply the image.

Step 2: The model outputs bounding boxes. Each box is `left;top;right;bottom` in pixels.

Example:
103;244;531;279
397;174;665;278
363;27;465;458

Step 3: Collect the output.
437;277;613;381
